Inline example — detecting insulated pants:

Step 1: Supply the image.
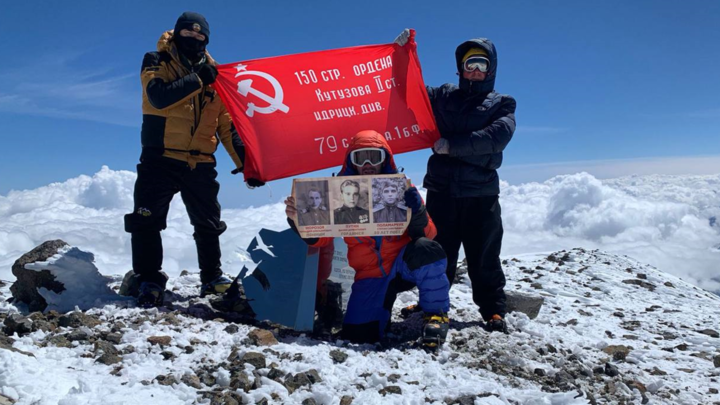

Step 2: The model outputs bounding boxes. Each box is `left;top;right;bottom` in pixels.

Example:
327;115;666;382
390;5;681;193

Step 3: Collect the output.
426;192;506;321
341;237;450;344
124;156;226;286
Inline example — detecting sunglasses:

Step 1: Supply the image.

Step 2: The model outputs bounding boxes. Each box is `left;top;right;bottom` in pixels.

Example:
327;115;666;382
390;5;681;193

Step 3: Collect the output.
350;148;386;166
463;56;490;73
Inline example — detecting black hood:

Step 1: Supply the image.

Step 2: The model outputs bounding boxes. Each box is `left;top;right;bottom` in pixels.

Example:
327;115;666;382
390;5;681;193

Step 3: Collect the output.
173;12;210;63
455;38;497;96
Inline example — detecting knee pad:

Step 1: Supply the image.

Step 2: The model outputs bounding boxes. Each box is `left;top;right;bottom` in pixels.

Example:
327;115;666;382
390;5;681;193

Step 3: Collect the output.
124;212;166;233
403;237;447;271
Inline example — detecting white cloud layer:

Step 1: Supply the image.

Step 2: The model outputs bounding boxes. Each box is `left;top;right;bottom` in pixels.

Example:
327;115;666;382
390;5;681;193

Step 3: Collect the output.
0;167;718;293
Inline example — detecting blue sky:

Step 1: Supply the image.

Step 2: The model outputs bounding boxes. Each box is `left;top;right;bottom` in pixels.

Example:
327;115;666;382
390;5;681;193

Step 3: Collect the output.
1;0;719;208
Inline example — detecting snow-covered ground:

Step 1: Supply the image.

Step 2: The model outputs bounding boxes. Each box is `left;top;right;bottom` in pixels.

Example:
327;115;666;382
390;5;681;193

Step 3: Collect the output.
1;168;719;404
1;248;719;404
0;167;718;292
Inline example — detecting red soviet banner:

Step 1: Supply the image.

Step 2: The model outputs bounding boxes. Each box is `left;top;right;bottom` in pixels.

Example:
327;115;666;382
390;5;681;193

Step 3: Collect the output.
213;29;439;182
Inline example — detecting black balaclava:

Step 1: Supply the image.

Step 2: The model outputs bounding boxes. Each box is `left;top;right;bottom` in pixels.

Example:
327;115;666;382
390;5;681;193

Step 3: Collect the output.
455;38;498;97
173;12;210;63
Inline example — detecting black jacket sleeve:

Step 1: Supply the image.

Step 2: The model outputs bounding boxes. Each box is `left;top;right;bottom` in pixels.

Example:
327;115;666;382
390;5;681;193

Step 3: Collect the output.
141;52;203;111
449;96;516;157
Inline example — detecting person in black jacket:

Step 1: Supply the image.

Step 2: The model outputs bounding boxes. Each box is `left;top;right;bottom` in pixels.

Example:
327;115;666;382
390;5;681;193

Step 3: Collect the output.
125;12;265;308
395;30;516;333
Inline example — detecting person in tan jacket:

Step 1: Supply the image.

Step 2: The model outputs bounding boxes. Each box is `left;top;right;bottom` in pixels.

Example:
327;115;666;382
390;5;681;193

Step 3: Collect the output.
124;12;263;308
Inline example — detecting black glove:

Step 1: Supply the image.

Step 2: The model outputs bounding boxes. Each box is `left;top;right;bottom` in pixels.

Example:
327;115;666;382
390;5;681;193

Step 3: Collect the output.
246;178;265;188
197;64;218;85
404;187;423;212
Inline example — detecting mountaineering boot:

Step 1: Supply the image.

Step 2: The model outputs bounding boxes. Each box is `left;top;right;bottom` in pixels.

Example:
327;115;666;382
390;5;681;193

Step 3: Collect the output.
484;314;509;334
400;303;423;319
137;282;165;308
422;313;450;349
200;274;234;297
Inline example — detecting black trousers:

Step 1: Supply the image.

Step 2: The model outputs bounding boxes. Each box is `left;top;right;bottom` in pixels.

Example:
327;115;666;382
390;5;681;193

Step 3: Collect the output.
426;192;506;321
124;157;227;286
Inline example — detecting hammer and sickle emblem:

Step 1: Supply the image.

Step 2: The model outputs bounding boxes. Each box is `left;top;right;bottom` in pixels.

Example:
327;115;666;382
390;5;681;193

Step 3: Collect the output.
234;64;290;117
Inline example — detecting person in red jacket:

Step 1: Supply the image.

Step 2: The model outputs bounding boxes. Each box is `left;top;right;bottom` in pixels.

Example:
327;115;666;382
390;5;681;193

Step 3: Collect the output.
285;130;451;347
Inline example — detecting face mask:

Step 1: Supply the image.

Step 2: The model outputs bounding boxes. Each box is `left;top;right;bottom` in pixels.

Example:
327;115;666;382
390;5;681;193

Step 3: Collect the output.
175;35;206;61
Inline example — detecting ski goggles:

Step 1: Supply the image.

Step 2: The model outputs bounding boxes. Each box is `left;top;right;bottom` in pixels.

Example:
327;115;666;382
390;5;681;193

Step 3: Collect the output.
463;56;490;73
350;148;386;166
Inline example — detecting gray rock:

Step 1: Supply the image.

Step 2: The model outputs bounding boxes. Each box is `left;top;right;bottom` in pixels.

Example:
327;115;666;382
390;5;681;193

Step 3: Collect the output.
340;396;353;405
554;370;574;384
578;367;594;378
305;369;322;384
31;320;55;333
45;334;72;348
58;312;101;328
267;368;285;382
240;352;267;369
181;374;202;389
302;399;318;405
379;386;402;396
505;291;544;319
714;355;720;368
285;372;312;392
534;368;546;377
664;281;675;288
0;336;34;357
621;279;656;291
604;363;620;377
118;270;140;297
67;329;90;341
147;336;172;346
9;240;68;312
698;329;719;338
105;333;123;344
661;331;678;340
3;314;33;336
452;396;477;405
454;261;468;283
229;373;253;392
0;394;15;405
94;341;119;357
224;324;239;334
603;345;631;361
248;329;278;346
330;349;348;364
161;351;175;361
155;374;178;386
96;352;122;365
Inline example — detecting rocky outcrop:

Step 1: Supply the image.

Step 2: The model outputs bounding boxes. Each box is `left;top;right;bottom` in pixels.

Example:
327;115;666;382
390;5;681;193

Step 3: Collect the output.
9;240;69;312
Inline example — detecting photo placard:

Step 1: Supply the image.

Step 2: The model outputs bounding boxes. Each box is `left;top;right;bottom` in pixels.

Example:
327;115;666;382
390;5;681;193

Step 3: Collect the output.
292;174;411;238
